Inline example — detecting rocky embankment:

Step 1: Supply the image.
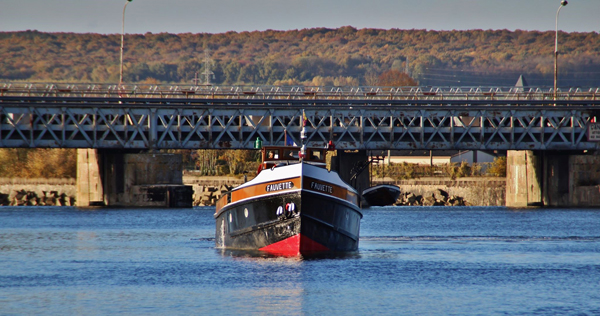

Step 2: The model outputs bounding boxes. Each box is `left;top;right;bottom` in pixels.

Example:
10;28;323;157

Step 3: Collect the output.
0;190;74;206
0;176;236;207
380;177;505;207
193;184;233;207
0;176;504;207
393;189;467;206
0;178;76;206
183;175;245;207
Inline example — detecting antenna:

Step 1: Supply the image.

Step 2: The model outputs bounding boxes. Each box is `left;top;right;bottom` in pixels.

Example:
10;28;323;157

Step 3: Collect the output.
202;49;215;85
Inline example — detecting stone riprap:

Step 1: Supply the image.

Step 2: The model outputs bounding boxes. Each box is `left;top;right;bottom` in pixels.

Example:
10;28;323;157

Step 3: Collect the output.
0;178;76;206
375;177;506;207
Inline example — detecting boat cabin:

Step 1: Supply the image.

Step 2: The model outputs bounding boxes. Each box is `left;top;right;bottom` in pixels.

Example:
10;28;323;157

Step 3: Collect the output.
259;146;327;172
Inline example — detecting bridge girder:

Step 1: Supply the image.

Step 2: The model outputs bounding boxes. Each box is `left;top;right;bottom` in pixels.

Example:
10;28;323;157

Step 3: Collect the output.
1;96;600;151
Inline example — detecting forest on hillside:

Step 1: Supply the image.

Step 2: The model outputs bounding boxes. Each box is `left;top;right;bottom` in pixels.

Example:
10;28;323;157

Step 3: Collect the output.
1;27;600;87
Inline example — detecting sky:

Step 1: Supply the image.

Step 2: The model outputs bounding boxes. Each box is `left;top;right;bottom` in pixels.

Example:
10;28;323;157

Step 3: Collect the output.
1;0;599;35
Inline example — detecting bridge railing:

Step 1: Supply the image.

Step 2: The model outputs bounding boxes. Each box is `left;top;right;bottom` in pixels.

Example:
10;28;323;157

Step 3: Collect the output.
2;82;600;101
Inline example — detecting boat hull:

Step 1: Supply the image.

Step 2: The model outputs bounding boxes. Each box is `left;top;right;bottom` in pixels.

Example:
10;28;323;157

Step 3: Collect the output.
362;184;401;207
215;163;362;256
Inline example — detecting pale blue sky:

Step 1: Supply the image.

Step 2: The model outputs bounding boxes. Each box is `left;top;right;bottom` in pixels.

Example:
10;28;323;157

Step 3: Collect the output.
1;0;598;34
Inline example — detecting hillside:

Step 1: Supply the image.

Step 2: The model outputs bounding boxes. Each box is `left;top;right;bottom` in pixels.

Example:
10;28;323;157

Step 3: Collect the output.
1;27;599;87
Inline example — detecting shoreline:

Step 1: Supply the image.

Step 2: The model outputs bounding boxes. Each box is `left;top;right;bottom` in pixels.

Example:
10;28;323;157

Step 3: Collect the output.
0;176;506;207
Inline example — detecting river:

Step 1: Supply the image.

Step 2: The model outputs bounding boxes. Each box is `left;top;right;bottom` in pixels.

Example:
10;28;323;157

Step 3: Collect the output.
1;206;599;315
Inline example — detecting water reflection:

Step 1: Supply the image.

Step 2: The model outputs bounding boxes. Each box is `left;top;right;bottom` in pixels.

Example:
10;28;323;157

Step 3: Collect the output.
218;248;361;261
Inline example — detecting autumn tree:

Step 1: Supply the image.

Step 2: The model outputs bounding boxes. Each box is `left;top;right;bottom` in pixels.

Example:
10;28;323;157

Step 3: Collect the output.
377;70;418;86
1;28;600;86
0;148;76;178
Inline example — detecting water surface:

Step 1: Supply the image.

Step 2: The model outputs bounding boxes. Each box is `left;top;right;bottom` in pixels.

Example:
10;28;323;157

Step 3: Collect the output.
1;206;599;315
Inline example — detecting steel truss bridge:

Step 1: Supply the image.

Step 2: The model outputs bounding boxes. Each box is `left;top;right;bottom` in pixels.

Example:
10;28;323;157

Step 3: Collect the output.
2;83;600;151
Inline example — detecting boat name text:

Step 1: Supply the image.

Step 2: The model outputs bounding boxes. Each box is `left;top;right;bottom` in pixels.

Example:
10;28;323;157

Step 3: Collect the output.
310;182;333;194
265;181;294;192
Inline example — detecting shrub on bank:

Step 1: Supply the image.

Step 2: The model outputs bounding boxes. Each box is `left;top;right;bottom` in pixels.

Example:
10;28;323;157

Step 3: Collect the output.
0;148;76;178
372;157;507;180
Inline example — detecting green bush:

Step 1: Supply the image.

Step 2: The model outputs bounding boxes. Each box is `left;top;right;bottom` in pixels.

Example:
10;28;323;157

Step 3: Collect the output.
371;158;505;181
487;156;507;177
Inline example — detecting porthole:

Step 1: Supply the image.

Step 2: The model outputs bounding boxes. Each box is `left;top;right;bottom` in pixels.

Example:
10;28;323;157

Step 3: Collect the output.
229;213;232;222
244;208;249;218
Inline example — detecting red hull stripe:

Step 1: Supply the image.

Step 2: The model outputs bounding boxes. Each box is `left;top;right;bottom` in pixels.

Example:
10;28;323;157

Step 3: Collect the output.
300;234;330;252
259;234;300;256
259;234;330;256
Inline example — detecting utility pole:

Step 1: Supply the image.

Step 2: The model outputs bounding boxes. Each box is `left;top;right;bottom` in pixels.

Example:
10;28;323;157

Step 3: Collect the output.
202;50;215;85
554;0;568;100
119;0;133;87
191;72;200;86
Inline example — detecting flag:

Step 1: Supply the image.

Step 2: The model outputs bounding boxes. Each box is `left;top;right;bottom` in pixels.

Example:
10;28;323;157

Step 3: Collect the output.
302;110;308;127
285;130;294;146
301;110;308;142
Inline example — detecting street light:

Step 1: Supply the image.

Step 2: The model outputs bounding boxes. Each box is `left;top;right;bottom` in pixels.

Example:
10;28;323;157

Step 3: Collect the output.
554;0;567;99
119;0;133;86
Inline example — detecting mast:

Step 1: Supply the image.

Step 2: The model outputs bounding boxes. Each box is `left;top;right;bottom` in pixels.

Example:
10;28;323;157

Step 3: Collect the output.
300;110;307;160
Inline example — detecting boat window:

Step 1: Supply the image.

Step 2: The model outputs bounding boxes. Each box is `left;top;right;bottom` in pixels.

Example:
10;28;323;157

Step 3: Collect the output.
310;150;323;160
284;149;298;159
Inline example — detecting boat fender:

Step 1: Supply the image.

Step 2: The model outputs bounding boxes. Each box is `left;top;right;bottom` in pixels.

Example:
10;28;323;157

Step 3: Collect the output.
276;206;284;217
285;202;296;217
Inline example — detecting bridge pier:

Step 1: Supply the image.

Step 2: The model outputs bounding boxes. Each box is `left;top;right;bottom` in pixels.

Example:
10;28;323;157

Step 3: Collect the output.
76;149;193;207
506;151;544;207
76;149;104;206
506;151;600;207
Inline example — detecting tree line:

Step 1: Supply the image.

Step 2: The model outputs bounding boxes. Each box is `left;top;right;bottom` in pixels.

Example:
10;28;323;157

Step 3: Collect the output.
1;27;599;87
0;149;76;178
0;148;260;179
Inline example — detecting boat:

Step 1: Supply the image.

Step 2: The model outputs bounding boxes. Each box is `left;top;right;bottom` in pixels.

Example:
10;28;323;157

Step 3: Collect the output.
214;145;362;256
362;184;401;207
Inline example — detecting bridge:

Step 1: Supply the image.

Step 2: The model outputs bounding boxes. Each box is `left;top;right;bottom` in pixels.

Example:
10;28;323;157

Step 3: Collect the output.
3;82;600;209
2;82;600;150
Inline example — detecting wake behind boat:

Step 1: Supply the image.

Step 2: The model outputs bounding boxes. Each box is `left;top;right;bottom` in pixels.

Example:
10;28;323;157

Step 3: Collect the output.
214;146;362;256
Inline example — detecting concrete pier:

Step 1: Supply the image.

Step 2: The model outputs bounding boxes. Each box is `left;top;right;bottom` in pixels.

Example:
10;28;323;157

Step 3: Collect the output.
506;150;600;207
76;149;192;207
542;153;570;206
76;149;104;206
505;151;543;207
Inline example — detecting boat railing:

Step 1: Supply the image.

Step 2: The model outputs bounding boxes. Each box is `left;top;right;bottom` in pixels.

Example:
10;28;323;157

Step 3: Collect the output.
215;191;231;213
260;146;328;171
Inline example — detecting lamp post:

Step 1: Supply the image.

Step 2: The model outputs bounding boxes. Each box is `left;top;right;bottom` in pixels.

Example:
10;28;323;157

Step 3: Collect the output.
119;0;133;87
554;0;567;100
